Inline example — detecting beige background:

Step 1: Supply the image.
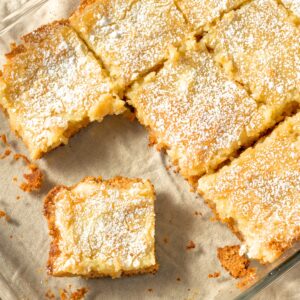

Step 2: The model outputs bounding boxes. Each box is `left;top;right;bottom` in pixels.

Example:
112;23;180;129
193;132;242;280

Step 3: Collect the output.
0;0;299;299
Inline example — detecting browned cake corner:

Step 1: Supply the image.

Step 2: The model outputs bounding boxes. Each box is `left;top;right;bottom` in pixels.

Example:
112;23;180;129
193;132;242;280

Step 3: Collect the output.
198;112;300;263
0;20;125;160
44;176;158;278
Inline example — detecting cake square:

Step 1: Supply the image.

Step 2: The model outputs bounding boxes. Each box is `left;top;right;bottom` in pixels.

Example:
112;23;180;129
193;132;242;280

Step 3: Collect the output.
176;0;246;33
0;21;125;159
44;176;158;278
127;43;277;182
198;112;300;263
205;0;300;109
70;0;190;87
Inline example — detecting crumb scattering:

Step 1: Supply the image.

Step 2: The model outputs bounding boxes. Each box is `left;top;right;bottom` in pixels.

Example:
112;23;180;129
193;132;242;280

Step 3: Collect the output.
194;211;202;216
0;149;11;159
0;134;12;159
208;271;220;278
14;153;43;192
186;240;196;250
1;134;9;146
59;287;88;300
45;289;56;300
0;210;10;222
217;245;256;282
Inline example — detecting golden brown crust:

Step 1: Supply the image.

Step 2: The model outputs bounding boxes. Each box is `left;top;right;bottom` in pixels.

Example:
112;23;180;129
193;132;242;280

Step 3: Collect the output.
5;20;69;60
77;0;98;12
70;0;110;19
44;186;65;274
217;245;250;279
52;264;159;278
44;176;155;276
5;44;27;59
21;20;69;44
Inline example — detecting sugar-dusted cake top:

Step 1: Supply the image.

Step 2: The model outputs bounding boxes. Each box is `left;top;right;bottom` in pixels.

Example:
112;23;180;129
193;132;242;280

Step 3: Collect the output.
44;176;157;278
70;0;190;86
0;20;125;159
198;112;300;263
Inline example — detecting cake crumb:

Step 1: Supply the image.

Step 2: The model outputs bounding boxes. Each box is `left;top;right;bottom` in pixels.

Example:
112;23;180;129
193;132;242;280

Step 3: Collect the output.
148;288;153;292
208;271;220;278
1;134;9;146
186;240;196;250
16;196;21;200
163;237;169;244
0;210;10;222
13;176;17;182
217;245;255;280
0;149;11;159
176;277;181;282
45;289;56;300
14;154;43;192
60;287;88;300
236;268;256;289
194;211;202;216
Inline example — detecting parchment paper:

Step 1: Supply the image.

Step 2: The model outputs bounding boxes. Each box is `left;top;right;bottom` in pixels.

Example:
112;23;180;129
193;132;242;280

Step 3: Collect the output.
0;1;299;299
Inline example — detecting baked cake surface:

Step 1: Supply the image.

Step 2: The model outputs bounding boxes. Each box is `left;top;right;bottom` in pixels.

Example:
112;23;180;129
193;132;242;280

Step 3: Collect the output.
44;176;157;278
205;0;300;109
127;43;279;182
176;0;246;32
281;0;300;17
70;0;190;87
0;21;125;159
198;112;300;263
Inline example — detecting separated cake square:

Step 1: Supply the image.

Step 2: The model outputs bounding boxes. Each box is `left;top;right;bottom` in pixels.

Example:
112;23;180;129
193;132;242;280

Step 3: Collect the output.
44;176;158;278
70;0;190;87
0;21;125;159
198;112;300;263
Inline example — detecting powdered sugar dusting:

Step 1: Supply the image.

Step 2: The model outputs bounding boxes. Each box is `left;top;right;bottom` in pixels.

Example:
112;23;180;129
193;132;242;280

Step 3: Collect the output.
206;0;300;105
70;0;190;86
198;113;300;263
128;47;263;179
281;0;300;17
54;178;156;276
176;0;246;32
0;22;124;158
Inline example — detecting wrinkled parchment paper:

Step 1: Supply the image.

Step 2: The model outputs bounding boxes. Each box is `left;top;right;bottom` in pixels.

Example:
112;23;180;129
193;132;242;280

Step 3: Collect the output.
0;1;299;299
